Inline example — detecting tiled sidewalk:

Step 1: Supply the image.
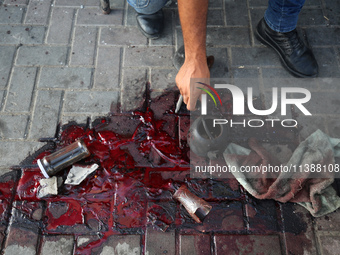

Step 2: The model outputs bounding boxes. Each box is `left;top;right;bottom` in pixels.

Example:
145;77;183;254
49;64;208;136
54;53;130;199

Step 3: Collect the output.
0;0;340;254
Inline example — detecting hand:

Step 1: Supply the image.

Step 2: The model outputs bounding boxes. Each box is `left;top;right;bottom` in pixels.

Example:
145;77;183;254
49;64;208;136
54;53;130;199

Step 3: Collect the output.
175;59;210;111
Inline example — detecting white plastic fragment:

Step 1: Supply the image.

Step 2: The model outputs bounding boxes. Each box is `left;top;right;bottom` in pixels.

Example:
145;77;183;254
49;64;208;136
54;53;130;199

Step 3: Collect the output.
38;176;58;198
65;164;99;185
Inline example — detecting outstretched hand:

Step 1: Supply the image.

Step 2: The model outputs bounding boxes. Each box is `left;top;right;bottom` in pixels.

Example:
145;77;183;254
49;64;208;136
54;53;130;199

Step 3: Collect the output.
175;59;210;111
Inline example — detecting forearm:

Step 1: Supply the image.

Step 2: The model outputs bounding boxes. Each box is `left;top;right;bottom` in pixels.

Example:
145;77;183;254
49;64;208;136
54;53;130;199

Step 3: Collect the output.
177;0;209;61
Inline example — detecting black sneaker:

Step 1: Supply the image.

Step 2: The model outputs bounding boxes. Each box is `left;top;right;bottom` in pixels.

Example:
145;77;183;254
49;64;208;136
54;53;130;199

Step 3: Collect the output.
255;18;318;78
136;10;164;39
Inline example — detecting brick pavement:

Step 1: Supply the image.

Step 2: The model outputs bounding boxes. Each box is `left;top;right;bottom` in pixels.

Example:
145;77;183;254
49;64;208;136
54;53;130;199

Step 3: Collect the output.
0;0;340;254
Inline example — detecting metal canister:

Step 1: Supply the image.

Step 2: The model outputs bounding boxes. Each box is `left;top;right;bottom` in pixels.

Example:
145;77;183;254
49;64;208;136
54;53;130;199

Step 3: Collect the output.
173;184;212;223
37;140;90;178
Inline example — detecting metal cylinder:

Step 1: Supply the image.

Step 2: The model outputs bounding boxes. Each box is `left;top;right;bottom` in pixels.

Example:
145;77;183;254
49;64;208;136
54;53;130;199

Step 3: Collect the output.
173;184;212;223
37;140;90;178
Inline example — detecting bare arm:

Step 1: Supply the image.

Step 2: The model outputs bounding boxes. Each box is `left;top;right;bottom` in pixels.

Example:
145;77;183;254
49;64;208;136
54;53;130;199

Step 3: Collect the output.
176;0;210;111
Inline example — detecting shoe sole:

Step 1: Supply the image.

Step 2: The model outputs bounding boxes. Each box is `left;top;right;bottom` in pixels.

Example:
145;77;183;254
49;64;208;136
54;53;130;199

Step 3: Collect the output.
255;27;317;78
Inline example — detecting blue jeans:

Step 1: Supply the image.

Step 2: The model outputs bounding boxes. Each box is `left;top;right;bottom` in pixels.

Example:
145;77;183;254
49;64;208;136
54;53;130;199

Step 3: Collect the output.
265;0;306;33
127;0;169;14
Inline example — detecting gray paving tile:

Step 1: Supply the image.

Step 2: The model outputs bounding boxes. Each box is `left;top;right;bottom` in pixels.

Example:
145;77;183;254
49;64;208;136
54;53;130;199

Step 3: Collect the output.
225;0;249;26
24;0;52;25
47;7;75;44
305;27;340;46
298;8;326;26
93;235;140;255
0;46;16;89
121;68;147;111
207;47;230;78
28;90;63;139
76;8;123;26
39;67;93;89
0;114;28;139
0;141;41;167
150;9;174;46
70;26;97;66
124;46;174;67
0;5;24;24
146;228;175;255
100;27;147;46
0;25;45;45
231;47;281;67
4;0;28;5
16;46;68;66
63;91;119;114
55;0;98;6
313;47;340;78
41;235;74;255
150;68;177;91
93;47;121;89
5;67;37;112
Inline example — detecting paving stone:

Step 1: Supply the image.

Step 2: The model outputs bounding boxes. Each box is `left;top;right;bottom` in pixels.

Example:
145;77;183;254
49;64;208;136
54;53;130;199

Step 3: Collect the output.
124;46;174;67
208;0;222;8
76;234;101;249
324;0;340;25
215;234;282;255
41;235;74;255
0;5;24;24
120;68;147;111
231;47;281;67
0;25;45;44
319;235;340;255
70;26;97;66
150;9;174;46
248;0;267;7
55;0;99;6
39;67;93;89
126;5;137;27
0;46;16;89
0;141;41;167
93;234;140;255
4;0;28;4
225;0;249;26
281;204;318;255
47;8;75;44
5;67;37;112
246;199;279;233
261;68;319;90
3;204;40;255
315;208;340;231
298;8;326;26
150;68;177;91
61;115;89;126
145;227;175;255
24;0;52;25
207;47;230;78
180;235;211;255
16;46;68;66
326;117;340;138
63;91;119;114
28;90;63;139
313;47;340;78
0;114;28;139
211;179;241;199
76;8;123;26
305;27;340;46
100;27;147;46
93;47;120;89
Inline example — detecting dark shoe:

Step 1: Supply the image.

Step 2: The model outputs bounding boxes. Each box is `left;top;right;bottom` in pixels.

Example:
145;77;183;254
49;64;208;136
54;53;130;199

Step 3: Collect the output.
255;18;318;78
136;10;164;39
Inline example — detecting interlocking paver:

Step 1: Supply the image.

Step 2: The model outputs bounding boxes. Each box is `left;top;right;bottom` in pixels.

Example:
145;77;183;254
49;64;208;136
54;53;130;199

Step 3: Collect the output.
100;27;147;46
24;0;52;26
55;0;99;7
76;8;123;26
63;91;119;114
92;235;140;255
0;46;16;89
4;0;27;5
47;8;75;44
180;235;211;255
0;5;24;24
0;25;45;45
70;26;97;66
5;67;37;112
16;46;68;66
40;235;74;255
145;227;175;255
150;68;177;91
319;235;340;255
0;114;29;139
38;67;92;89
124;46;174;67
28;90;63;139
93;47;121;89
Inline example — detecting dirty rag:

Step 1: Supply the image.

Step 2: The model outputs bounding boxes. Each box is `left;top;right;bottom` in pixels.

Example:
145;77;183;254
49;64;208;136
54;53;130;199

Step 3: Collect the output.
223;129;340;217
